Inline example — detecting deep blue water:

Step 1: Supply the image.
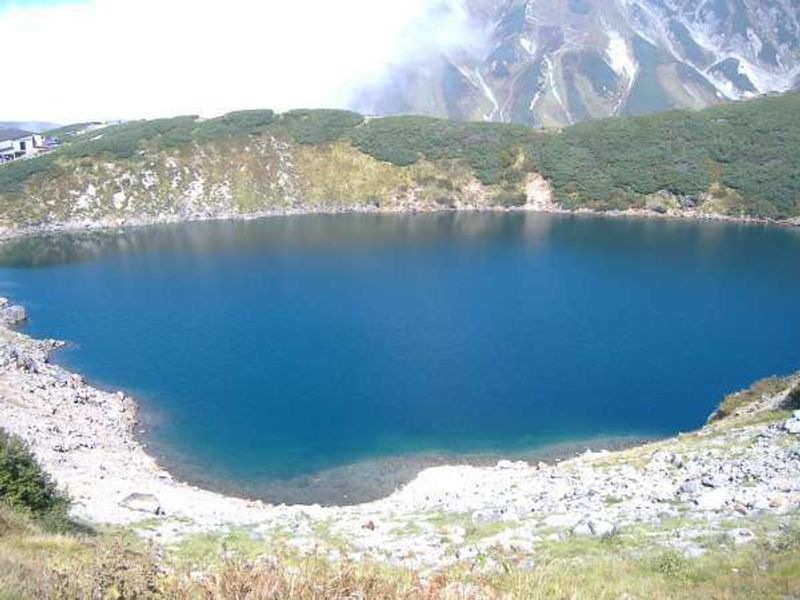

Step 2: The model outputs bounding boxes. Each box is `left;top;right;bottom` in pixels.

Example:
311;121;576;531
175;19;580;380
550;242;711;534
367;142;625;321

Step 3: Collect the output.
1;213;799;504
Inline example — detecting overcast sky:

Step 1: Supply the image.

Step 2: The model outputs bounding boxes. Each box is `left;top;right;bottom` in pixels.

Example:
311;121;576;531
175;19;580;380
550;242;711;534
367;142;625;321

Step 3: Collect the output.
0;0;485;124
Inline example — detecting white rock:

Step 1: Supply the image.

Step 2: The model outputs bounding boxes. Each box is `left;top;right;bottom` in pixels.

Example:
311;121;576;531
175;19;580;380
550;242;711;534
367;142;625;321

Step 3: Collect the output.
750;495;774;511
587;519;616;537
120;493;162;515
573;518;616;537
572;521;593;536
0;304;26;324
784;418;800;434
695;488;731;511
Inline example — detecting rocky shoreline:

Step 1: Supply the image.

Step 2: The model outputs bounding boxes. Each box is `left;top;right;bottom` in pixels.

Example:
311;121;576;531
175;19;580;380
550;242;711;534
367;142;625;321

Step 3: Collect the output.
1;189;798;244
146;431;655;507
1;295;799;570
538;205;800;228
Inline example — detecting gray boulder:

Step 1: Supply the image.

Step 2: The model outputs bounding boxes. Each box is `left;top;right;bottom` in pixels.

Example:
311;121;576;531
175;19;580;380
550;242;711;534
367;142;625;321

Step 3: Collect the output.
572;517;616;537
678;479;702;495
471;508;504;523
0;303;26;325
120;493;163;515
571;521;593;536
784;417;800;434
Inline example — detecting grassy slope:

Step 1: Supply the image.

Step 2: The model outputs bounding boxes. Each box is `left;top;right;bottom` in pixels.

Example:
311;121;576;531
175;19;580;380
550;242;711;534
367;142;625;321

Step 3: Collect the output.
0;93;798;227
2;503;799;599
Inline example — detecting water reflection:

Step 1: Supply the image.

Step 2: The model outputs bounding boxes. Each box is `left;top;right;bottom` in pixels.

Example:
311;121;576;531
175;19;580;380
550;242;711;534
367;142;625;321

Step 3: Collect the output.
2;213;795;270
0;213;556;268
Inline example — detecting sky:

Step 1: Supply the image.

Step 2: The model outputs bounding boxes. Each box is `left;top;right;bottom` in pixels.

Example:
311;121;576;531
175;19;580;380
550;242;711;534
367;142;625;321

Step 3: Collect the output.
0;0;486;124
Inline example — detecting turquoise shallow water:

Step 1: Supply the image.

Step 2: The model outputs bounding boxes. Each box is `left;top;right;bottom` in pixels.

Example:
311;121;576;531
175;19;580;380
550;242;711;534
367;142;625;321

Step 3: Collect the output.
0;212;798;504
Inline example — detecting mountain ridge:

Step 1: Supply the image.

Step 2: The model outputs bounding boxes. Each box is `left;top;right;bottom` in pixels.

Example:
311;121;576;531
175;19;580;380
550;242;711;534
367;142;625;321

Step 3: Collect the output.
353;0;800;127
0;121;61;134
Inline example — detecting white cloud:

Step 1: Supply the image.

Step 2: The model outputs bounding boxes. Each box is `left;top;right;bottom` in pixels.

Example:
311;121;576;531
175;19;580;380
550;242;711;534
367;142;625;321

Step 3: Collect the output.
0;0;486;123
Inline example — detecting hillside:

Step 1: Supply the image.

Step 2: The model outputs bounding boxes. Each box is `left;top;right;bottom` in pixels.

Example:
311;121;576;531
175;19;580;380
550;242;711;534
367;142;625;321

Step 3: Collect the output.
0;93;798;235
354;0;800;127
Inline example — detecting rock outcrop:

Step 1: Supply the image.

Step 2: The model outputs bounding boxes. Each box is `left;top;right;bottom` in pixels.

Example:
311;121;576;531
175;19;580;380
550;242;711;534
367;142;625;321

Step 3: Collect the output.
0;298;26;325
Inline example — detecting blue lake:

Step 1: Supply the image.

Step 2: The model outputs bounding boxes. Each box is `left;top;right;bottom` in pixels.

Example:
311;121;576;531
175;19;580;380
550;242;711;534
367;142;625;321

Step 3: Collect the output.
1;213;799;504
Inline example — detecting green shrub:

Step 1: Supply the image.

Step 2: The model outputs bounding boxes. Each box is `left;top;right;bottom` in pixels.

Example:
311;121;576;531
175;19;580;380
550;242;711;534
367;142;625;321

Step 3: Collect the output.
350;115;533;184
649;550;691;577
278;109;364;144
193;109;276;141
62;116;199;160
528;92;800;217
0;429;69;525
0;154;56;194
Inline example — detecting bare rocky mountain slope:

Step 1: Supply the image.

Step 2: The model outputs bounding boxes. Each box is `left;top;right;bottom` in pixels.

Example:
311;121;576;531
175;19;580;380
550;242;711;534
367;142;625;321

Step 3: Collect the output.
354;0;800;127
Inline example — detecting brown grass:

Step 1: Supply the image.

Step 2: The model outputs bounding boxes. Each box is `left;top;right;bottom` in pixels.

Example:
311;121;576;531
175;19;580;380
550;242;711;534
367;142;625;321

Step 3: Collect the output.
2;502;800;599
708;374;798;423
178;559;457;600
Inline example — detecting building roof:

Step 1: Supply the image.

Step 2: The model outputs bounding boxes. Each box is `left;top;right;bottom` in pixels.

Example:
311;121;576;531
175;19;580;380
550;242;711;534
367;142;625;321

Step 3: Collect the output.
0;128;35;142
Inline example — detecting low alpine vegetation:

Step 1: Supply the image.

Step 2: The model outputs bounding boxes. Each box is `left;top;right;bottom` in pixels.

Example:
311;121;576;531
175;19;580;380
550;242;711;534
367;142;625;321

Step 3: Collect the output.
1;92;799;222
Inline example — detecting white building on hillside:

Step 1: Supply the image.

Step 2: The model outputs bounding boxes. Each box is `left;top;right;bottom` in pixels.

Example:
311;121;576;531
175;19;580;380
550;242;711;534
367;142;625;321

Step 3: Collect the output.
0;129;45;163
